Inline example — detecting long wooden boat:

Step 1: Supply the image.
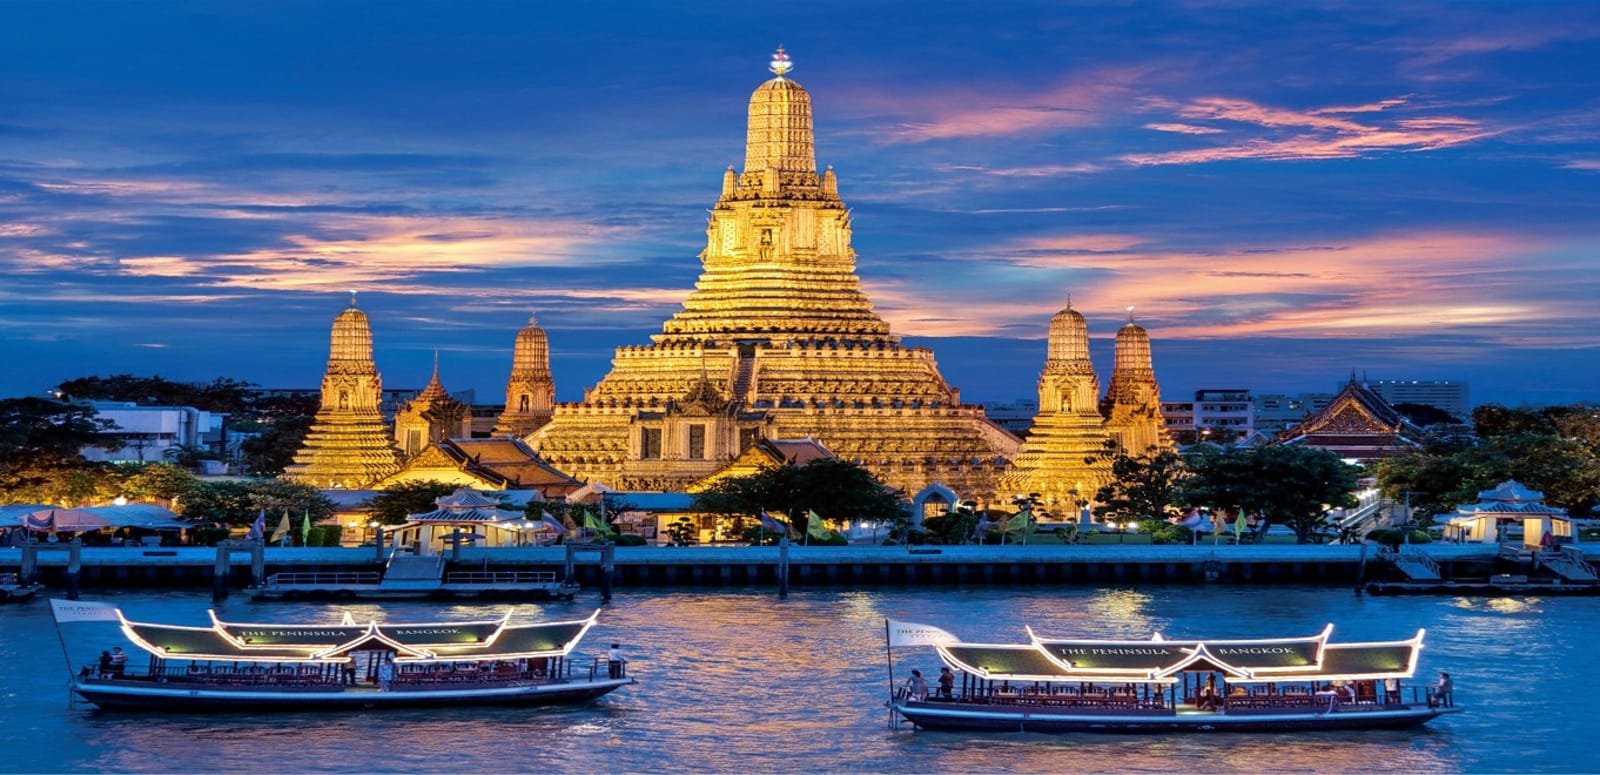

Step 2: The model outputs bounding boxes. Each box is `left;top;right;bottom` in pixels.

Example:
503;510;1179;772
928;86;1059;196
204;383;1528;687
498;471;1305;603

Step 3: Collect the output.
50;599;633;711
885;620;1460;733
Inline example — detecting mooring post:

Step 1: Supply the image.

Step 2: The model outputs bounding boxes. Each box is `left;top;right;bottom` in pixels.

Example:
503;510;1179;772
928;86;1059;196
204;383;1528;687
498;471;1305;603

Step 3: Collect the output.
212;542;230;602
600;542;615;603
451;528;463;563
1355;541;1369;590
66;537;82;600
777;535;790;598
20;540;37;585
374;525;384;564
564;542;577;583
250;540;265;587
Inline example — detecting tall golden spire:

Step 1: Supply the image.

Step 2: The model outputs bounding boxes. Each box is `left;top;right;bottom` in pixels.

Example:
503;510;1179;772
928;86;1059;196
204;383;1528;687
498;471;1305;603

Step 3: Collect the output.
744;46;815;176
1102;309;1173;456
530;50;1019;501
394;352;468;458
285;297;402;488
496;314;557;437
1000;299;1113;511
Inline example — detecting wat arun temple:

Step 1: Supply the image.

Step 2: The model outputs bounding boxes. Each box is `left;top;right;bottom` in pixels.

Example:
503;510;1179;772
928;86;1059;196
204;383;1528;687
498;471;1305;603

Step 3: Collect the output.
288;49;1172;507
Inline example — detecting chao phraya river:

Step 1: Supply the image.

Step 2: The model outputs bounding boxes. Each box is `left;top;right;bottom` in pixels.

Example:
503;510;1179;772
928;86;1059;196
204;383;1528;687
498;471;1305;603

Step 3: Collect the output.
1;585;1591;773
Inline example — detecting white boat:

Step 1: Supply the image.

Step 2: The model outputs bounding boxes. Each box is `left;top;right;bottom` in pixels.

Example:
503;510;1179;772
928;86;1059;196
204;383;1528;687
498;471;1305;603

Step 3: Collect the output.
885;620;1459;733
51;599;633;711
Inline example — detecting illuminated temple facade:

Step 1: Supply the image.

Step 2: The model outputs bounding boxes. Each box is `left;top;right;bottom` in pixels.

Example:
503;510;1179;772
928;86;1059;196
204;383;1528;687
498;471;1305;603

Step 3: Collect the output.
999;303;1173;512
285;297;404;488
494;315;556;437
531;49;1020;499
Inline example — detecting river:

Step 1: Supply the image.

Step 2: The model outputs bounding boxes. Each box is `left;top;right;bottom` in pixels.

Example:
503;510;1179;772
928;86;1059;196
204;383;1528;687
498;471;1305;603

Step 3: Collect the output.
1;585;1589;773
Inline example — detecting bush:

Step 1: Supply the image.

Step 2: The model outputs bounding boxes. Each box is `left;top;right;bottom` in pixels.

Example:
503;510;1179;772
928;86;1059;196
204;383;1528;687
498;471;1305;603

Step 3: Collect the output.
613;534;647;547
1137;518;1193;545
193;527;232;546
1366;528;1432;547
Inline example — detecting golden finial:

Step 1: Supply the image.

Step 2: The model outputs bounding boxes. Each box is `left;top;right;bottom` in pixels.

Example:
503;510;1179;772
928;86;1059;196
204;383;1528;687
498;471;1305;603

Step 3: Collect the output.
769;45;793;77
348;290;358;308
1126;305;1135;323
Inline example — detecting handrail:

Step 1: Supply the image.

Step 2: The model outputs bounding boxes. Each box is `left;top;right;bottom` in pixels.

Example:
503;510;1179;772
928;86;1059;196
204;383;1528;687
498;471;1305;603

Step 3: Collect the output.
443;570;559;585
262;571;381;586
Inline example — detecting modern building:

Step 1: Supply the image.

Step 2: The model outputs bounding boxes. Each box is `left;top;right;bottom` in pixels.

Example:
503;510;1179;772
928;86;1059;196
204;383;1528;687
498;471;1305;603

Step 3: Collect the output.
1163;389;1254;444
1254;392;1334;436
1364;379;1469;421
79;401;225;466
981;400;1038;437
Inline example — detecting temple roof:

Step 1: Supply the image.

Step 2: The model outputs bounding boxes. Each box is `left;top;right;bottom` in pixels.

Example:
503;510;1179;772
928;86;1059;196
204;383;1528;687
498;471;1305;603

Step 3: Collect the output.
1275;378;1421;459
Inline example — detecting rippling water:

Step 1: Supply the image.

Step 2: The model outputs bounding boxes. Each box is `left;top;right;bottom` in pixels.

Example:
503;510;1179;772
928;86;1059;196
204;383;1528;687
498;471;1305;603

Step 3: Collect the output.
1;585;1591;773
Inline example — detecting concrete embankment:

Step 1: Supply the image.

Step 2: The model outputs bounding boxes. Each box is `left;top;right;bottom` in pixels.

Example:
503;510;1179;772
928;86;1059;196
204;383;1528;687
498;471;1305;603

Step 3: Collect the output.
0;543;1517;590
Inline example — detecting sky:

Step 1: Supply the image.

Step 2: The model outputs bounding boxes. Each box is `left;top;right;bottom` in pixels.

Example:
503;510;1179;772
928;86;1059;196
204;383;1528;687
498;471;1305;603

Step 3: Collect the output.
2;0;1598;408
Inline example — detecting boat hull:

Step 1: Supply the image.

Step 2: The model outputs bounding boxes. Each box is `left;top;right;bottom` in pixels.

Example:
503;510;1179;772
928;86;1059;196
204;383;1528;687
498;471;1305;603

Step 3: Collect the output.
73;677;632;712
892;701;1458;733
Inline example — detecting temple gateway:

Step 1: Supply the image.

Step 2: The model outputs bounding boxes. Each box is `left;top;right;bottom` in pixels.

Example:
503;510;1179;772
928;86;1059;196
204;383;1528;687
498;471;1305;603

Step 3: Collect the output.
529;49;1021;501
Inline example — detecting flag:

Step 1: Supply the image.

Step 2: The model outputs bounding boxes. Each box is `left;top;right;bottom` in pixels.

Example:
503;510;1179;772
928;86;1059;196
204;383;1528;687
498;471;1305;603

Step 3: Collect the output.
270;512;292;544
249;509;266;541
1003;511;1031;534
758;509;787;535
886;619;959;648
805;509;832;542
1178;509;1205;529
1233;514;1247;540
301;511;312;545
50;598;120;623
540;511;568;536
582;511;614;538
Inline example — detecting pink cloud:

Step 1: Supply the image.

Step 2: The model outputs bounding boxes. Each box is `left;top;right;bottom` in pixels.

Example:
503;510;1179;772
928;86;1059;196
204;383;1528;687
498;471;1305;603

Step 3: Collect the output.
1563;160;1600;171
879;67;1149;142
1123;96;1495;165
1144;123;1225;135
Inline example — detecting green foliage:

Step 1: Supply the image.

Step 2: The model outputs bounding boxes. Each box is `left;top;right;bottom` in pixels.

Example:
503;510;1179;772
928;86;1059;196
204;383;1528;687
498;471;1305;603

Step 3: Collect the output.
692;458;904;532
1377;404;1600;518
613;533;647;547
364;480;466;525
922;505;984;545
238;414;314;476
193;527;233;546
1184;445;1360;543
1365;528;1432;547
178;479;335;526
664;516;698;547
1092;441;1188;525
1136;517;1193;545
119;464;201;507
56;374;257;413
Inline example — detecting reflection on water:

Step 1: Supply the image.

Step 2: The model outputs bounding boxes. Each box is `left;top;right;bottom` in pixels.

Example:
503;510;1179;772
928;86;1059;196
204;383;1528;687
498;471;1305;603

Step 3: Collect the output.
2;585;1594;772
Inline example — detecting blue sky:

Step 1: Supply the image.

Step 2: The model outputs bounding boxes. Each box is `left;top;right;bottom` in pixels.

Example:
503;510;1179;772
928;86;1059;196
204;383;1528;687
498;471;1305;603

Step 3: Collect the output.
2;1;1598;407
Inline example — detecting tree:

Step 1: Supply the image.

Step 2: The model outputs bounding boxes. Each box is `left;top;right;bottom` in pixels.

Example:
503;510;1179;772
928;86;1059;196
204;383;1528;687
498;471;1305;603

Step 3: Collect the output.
1184;445;1359;543
181;481;255;525
692;458;904;538
0;397;121;502
119;464;201;509
364;480;462;525
1091;441;1188;527
238;414;315;475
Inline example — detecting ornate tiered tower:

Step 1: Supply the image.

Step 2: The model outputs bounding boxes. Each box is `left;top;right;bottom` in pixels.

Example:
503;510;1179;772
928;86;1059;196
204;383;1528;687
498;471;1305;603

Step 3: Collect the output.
284;295;403;488
393;355;470;457
494;315;556;437
998;301;1114;511
1100;311;1173;456
531;48;1019;497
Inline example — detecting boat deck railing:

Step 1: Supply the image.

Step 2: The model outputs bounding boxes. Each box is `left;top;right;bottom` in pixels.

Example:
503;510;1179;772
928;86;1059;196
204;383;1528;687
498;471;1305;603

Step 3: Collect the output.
442;570;560;585
899;682;1448;714
78;655;625;690
262;571;382;587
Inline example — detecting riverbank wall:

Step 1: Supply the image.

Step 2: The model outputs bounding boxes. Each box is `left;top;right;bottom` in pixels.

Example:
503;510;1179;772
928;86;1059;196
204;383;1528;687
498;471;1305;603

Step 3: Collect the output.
0;543;1528;590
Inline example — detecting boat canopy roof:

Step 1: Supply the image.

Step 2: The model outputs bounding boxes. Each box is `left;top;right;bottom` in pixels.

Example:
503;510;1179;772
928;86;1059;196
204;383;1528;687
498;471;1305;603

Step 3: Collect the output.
935;625;1424;684
116;608;598;664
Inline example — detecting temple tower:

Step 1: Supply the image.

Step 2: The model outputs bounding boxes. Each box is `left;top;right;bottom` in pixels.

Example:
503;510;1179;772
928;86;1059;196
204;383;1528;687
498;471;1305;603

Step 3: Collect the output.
531;48;1019;498
998;301;1114;512
494;315;556;437
1100;311;1173;456
284;295;403;488
393;354;470;457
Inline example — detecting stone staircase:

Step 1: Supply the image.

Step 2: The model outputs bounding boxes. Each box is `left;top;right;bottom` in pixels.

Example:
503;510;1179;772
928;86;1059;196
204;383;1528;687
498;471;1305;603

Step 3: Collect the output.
379;554;446;591
730;352;757;404
1383;546;1442;581
1537;548;1599;583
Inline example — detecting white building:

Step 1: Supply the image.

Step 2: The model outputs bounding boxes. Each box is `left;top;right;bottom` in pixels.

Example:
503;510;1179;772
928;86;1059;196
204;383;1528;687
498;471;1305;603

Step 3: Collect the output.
1365;379;1469;421
80;401;225;467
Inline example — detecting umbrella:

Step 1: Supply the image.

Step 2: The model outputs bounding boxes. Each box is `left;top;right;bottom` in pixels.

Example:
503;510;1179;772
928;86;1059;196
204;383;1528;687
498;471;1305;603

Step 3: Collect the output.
22;508;113;533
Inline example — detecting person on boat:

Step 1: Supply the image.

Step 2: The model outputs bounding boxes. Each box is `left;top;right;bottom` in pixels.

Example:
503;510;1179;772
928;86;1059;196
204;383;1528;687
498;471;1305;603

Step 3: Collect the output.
108;647;128;677
1197;674;1219;710
608;644;626;679
341;659;357;687
905;669;928;701
377;656;395;691
1431;672;1453;708
937;667;955;700
1384;677;1401;704
97;650;113;678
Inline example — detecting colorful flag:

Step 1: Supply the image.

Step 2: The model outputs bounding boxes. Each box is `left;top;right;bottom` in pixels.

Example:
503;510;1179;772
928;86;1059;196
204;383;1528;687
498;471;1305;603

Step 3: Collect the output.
301;511;313;545
270;512;291;544
1233;514;1247;542
249;509;266;541
758;509;787;535
540;511;568;535
1003;511;1031;533
805;509;832;542
886;619;959;648
582;511;614;537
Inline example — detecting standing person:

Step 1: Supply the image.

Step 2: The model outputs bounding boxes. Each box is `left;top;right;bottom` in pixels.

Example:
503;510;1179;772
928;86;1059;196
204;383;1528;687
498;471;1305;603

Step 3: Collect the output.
108;647;128;677
341;659;357;687
97;650;113;678
377;656;395;691
607;643;625;679
1384;677;1401;704
937;667;955;700
1435;672;1453;708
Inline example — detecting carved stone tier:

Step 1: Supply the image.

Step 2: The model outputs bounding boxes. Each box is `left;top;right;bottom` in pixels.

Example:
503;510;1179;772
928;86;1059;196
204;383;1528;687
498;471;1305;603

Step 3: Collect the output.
495;315;556;437
1101;318;1174;457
